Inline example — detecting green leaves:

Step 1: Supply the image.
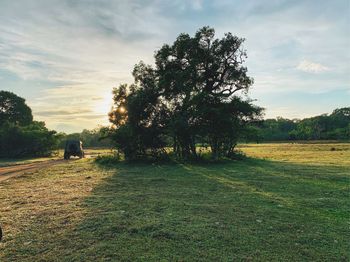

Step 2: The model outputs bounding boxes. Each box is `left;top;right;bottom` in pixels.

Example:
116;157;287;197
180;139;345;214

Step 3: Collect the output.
0;92;58;157
108;27;263;160
0;121;58;157
0;91;33;126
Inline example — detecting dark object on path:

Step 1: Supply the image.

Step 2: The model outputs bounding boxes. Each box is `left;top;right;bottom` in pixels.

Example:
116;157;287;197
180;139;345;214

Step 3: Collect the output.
0;225;2;241
64;140;84;159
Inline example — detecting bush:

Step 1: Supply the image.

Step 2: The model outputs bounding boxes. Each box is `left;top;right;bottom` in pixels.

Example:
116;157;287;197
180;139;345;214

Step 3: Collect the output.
0;121;59;158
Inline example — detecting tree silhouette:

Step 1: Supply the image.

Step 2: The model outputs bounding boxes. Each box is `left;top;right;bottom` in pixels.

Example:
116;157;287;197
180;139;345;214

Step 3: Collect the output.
0;91;33;126
155;27;262;158
108;27;263;160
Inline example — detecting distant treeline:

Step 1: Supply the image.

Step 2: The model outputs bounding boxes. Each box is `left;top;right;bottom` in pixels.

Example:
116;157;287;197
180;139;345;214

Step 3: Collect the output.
1;89;348;159
0;91;112;158
249;107;350;142
57;128;113;148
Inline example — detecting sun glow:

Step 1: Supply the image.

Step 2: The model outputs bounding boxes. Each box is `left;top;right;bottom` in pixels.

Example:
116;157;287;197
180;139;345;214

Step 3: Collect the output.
119;106;126;113
94;91;114;117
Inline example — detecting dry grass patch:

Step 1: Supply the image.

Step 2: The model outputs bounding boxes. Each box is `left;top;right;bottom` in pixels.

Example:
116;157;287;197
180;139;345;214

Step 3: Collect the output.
238;142;350;166
0;159;113;261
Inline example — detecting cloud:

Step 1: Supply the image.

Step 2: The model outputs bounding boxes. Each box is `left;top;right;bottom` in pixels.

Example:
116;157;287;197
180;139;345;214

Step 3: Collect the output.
35;109;93;117
192;0;203;10
92;96;104;101
0;0;348;132
296;59;330;73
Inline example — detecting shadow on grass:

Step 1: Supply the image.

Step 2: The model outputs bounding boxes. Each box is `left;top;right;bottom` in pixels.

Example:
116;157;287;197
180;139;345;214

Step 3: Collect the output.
62;158;350;260
2;158;349;261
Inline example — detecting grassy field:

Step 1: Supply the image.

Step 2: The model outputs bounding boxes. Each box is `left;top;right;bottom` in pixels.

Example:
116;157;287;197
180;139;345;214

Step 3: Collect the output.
0;143;349;261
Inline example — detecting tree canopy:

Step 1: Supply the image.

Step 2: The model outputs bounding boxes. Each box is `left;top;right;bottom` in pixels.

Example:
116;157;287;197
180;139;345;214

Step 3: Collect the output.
108;27;263;160
0;121;59;157
0;91;59;158
0;91;33;126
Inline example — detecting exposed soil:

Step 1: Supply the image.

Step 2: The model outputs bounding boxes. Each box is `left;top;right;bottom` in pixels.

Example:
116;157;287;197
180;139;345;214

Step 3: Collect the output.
0;159;78;183
0;155;92;183
0;149;102;183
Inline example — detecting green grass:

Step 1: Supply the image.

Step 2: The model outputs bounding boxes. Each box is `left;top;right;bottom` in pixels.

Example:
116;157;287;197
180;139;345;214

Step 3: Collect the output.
0;143;349;261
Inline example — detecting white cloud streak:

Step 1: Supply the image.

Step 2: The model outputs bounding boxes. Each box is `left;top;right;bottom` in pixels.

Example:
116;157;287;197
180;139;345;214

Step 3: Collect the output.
296;60;330;73
0;0;349;132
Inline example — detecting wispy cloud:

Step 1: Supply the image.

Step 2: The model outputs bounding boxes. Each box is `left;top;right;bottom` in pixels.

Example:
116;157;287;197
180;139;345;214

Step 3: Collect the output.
192;0;203;10
296;59;330;73
0;0;349;132
35;109;94;117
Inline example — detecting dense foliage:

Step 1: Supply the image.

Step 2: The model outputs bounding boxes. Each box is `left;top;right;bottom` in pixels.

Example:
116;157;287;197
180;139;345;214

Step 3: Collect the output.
0;91;33;125
0;91;58;158
0;121;58;157
108;27;263;160
252;107;350;141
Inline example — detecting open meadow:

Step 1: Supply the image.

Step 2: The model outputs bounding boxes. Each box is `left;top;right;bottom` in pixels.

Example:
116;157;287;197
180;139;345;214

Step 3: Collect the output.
1;1;349;260
0;143;349;261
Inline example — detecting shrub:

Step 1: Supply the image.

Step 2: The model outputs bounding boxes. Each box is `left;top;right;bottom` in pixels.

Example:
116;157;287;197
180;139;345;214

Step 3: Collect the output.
0;121;59;158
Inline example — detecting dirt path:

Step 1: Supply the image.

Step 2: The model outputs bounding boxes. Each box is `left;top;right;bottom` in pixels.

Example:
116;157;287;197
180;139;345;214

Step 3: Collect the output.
0;159;71;183
0;150;100;183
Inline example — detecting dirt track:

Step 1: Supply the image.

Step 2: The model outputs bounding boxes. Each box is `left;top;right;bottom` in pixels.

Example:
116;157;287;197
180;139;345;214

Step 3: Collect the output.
0;150;100;183
0;159;70;183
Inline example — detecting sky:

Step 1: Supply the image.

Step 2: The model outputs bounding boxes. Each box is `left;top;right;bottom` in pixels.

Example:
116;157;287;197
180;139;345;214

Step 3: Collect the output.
0;0;349;133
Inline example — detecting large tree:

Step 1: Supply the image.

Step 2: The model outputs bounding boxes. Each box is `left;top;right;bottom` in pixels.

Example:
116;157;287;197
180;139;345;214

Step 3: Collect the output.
0;91;33;125
108;27;263;160
155;27;262;158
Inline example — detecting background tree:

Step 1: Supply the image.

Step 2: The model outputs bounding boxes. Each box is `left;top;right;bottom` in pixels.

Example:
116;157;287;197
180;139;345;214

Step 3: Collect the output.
0;121;59;157
0;91;59;158
0;91;33;125
249;107;350;141
289;109;350;140
258;117;297;141
57;127;113;148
